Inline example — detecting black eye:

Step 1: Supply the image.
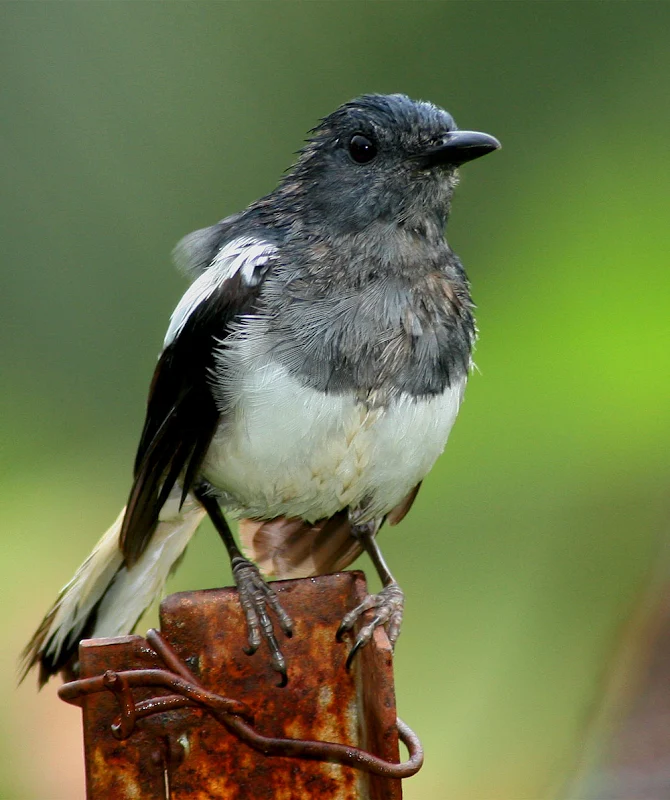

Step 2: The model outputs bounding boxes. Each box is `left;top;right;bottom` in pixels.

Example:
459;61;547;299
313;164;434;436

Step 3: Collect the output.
348;134;377;164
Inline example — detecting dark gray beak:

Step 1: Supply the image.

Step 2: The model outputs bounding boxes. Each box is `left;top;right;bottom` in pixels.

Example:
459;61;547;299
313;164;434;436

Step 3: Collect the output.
421;130;501;168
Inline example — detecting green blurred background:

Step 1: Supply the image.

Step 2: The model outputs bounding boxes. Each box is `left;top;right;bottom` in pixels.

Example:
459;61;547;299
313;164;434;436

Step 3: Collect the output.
2;3;669;798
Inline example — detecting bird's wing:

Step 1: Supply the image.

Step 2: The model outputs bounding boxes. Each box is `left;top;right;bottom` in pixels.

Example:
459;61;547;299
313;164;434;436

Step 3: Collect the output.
386;481;422;526
171;212;246;278
239;512;355;580
239;483;423;580
120;236;277;566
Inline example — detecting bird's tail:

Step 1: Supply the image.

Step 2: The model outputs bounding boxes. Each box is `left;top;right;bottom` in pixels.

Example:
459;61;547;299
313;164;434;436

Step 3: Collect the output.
20;491;205;687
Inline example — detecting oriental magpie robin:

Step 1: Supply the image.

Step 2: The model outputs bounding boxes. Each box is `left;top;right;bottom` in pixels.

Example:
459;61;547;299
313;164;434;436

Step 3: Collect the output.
22;94;499;686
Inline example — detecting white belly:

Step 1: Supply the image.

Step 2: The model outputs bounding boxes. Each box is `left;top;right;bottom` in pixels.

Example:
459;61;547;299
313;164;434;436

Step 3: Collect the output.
202;360;466;522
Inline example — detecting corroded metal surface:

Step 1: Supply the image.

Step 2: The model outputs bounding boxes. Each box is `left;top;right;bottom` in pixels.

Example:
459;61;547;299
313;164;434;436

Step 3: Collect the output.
73;571;410;799
77;636;169;798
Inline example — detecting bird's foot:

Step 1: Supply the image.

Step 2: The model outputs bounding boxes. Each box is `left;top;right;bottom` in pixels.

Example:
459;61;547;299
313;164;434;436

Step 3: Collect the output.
231;556;293;686
337;582;404;669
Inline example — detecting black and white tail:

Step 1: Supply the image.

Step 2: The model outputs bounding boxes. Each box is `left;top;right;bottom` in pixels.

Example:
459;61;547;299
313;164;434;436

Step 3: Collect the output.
20;490;205;686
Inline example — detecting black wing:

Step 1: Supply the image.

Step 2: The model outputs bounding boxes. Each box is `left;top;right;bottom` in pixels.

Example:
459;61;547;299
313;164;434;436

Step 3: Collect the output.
120;268;263;566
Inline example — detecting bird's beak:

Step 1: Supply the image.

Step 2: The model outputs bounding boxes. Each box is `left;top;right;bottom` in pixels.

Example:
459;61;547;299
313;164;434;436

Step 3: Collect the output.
420;130;501;168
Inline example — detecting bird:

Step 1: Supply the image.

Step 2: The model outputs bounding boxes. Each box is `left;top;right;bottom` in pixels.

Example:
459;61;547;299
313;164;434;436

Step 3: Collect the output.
21;93;500;687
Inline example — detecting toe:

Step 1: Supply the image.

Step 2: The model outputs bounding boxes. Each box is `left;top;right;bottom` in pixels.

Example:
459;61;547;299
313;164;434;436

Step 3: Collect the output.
262;583;294;637
232;557;292;681
345;637;365;670
339;583;405;665
336;594;380;640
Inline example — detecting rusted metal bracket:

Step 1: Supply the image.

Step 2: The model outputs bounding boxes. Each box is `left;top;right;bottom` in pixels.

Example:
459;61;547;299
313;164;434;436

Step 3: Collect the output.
59;571;423;799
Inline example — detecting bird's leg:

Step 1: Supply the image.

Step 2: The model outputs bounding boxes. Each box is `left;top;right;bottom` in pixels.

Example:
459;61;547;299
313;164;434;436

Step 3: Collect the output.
194;484;293;686
337;518;404;669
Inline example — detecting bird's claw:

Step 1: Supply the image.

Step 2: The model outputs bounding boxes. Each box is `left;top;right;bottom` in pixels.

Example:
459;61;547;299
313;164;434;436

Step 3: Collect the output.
337;582;404;669
231;556;293;686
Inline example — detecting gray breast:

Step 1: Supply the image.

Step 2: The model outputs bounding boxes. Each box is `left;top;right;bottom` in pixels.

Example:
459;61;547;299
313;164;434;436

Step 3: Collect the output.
259;250;476;400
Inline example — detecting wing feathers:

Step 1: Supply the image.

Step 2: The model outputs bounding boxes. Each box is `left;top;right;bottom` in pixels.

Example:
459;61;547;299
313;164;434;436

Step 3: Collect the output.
120;240;274;567
239;484;422;581
165;237;276;346
239;511;357;580
387;482;422;526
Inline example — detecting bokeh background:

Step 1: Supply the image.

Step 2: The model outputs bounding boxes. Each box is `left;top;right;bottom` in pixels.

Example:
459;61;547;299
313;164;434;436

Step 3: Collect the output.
2;3;670;798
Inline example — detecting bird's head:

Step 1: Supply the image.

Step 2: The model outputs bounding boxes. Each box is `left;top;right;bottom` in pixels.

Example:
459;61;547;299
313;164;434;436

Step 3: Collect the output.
281;93;500;236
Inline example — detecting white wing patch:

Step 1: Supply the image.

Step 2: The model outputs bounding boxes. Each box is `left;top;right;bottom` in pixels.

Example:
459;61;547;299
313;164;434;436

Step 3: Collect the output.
164;236;276;347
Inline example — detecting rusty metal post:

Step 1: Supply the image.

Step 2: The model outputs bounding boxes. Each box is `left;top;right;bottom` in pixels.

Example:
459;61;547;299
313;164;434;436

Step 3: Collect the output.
62;571;422;799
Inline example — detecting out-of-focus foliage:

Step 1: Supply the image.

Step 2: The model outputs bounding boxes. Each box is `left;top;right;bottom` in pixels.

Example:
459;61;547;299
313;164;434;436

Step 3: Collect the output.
2;4;669;798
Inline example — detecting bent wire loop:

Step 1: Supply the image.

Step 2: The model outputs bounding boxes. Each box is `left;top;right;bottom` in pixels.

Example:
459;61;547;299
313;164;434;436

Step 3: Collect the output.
59;629;424;779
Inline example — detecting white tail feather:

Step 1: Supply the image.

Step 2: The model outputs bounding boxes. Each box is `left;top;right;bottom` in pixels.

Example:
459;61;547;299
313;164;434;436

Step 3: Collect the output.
21;490;205;683
93;493;205;639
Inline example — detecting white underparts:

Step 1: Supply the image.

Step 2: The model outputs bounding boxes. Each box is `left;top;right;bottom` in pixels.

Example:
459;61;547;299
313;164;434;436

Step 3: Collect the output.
202;352;466;522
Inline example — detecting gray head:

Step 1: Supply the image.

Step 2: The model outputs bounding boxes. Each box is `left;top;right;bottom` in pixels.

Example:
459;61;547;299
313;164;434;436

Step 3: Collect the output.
278;93;500;235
